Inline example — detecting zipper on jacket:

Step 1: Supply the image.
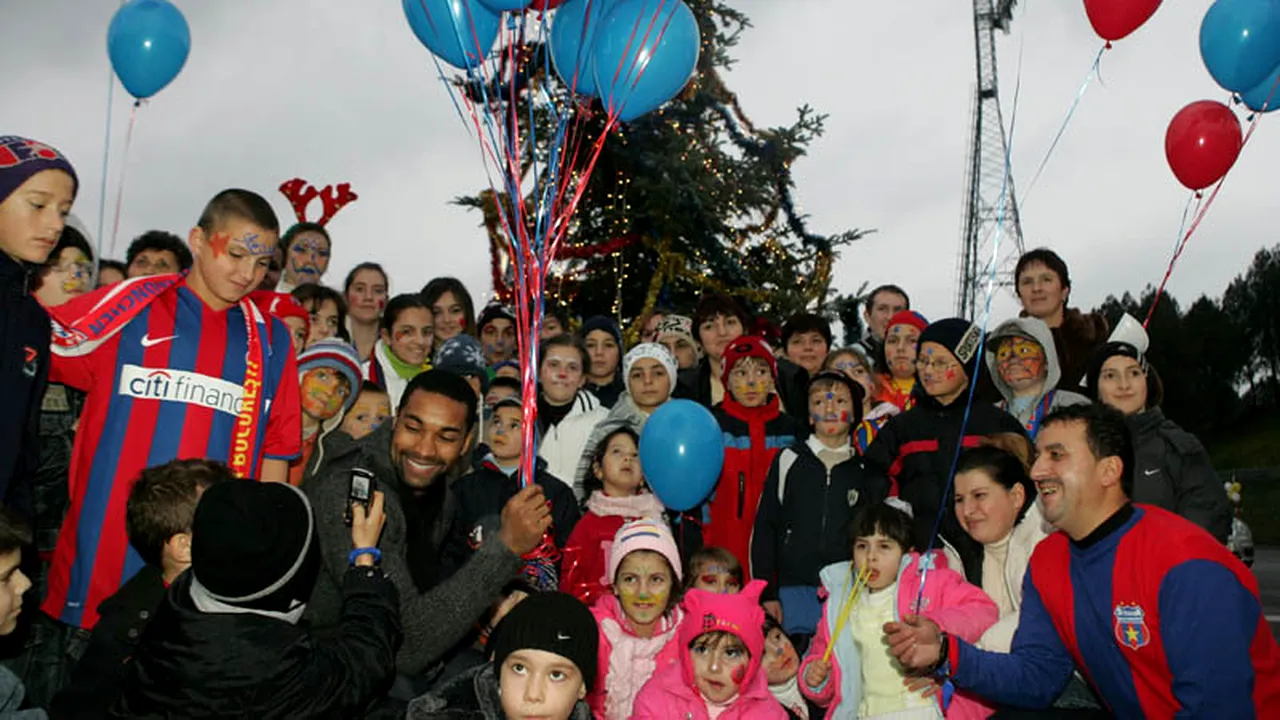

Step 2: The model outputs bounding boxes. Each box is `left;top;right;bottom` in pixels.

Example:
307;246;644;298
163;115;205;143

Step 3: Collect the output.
737;472;745;518
820;466;832;539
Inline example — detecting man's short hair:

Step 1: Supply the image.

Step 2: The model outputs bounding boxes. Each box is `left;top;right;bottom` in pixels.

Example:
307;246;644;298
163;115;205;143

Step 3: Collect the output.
0;507;31;557
196;188;280;235
865;284;910;313
126;230;193;272
489;375;521;395
1041;403;1134;498
780;312;833;349
400;369;480;431
127;459;235;568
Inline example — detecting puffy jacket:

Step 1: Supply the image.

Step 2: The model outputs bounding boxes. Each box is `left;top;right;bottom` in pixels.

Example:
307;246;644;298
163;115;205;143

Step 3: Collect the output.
800;553;997;720
631;652;786;720
538;390;608;497
706;395;803;575
1127;407;1232;542
985;317;1090;438
751;437;890;600
452;455;581;561
0;251;49;518
113;567;401;719
863;393;1025;577
589;594;684;720
560;491;666;608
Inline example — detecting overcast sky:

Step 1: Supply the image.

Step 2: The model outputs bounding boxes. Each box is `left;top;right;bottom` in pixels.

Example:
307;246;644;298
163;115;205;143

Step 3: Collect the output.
2;0;1272;322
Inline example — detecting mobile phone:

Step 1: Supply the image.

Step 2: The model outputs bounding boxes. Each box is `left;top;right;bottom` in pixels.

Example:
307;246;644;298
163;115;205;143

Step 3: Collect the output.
344;468;376;527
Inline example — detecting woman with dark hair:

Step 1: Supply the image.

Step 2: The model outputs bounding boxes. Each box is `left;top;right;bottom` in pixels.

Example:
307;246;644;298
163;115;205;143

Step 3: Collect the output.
421;277;477;353
1014;248;1108;389
343;262;388;361
291;283;348;349
95;260;127;288
1084;315;1232;542
369;294;434;411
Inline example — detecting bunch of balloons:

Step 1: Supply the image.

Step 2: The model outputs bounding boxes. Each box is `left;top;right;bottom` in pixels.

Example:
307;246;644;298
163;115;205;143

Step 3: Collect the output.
403;0;700;122
107;0;190;100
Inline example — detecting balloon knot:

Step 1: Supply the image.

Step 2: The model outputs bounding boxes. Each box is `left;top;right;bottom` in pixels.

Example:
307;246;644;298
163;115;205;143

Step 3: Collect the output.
1104;41;1113;50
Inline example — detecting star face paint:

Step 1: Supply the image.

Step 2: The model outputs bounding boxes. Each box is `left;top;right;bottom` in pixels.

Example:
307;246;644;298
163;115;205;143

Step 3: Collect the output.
762;626;800;685
690;633;751;704
300;367;351;422
884;323;921;380
613;551;672;632
995;335;1047;393
917;341;968;405
808;382;854;438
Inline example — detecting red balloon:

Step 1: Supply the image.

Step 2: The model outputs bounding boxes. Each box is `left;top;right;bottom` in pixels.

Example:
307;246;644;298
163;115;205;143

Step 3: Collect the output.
1164;100;1242;191
1083;0;1162;41
530;0;565;9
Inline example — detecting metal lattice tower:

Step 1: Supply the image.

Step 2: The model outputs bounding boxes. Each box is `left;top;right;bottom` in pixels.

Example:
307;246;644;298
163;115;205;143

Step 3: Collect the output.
955;0;1024;318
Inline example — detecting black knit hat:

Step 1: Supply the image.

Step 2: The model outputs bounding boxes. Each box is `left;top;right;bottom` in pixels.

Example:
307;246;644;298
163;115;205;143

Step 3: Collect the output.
919;317;985;381
491;592;599;690
190;481;320;617
579;315;622;347
477;301;516;332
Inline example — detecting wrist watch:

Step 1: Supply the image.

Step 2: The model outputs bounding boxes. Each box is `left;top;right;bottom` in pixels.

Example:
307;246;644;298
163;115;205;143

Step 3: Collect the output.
933;632;951;676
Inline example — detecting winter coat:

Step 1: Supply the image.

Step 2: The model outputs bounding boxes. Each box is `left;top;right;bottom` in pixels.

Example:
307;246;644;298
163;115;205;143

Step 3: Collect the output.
0;251;49;518
405;662;592;720
942;502;1052;652
631;652;786;720
33;382;84;563
0;664;46;720
452;455;581;562
1025;307;1108;391
985;317;1090;439
678;355;811;420
586;375;626;410
751;437;891;600
53;565;168;716
800;553;998;720
706;395;803;575
113;567;401;719
572;394;652;497
560;491;666;608
367;338;424;413
589;594;684;720
863;394;1025;575
304;421;523;676
538;390;608;499
1126;407;1232;542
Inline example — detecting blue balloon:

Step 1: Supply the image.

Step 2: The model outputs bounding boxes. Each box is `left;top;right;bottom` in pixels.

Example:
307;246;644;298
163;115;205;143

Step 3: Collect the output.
477;0;533;10
1200;0;1280;93
590;0;700;121
549;0;617;97
639;399;724;512
1241;64;1280;112
107;0;190;100
403;0;501;70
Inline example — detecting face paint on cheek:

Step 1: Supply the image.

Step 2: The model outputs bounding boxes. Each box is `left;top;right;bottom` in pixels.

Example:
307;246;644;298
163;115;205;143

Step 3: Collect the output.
731;665;746;686
944;369;957;381
208;233;230;258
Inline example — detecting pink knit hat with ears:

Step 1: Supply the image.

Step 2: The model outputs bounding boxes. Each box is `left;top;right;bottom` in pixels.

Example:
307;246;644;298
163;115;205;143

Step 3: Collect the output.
678;579;768;692
606;518;683;585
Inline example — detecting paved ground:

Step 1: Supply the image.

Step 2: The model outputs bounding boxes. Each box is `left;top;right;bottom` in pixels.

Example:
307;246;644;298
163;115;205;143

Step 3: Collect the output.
1253;545;1280;638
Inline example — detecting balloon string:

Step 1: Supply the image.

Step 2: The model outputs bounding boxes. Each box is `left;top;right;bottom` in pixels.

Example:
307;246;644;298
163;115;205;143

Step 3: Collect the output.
1020;44;1105;210
95;69;116;272
107;100;140;259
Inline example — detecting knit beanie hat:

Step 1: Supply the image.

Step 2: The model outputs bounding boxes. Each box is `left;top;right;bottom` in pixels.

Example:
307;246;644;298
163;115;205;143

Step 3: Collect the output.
298;339;363;416
580;315;622;347
0;136;79;207
886;309;929;334
623;342;678;396
918;318;985;381
607;518;683;585
654;314;702;360
435;334;490;394
719;335;778;386
1083;313;1149;392
189;481;320;623
491;592;600;691
678;579;768;692
250;290;311;343
477;301;516;332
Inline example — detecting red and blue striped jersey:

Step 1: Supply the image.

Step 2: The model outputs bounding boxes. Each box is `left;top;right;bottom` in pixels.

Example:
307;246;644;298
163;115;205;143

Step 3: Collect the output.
42;278;301;628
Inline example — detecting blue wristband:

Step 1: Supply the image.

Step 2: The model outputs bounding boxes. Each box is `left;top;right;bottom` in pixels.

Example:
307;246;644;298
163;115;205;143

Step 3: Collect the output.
348;547;382;566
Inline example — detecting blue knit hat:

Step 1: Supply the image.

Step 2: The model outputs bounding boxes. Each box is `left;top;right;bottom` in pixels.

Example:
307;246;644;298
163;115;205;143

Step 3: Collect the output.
297;339;362;415
0;136;78;206
436;334;490;394
580;315;622;347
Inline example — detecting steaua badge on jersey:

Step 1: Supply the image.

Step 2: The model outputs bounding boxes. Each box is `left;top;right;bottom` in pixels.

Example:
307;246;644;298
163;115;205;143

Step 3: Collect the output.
1113;604;1151;650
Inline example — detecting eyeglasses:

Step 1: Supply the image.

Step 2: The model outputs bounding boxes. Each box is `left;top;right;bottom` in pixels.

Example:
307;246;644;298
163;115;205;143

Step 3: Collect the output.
915;358;959;373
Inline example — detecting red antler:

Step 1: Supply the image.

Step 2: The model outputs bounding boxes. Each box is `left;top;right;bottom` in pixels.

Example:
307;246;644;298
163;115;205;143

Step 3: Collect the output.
278;178;358;226
278;178;319;224
316;182;358;226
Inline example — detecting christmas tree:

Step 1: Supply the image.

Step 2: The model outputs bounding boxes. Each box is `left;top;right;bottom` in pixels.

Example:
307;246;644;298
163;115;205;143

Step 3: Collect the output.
457;0;866;337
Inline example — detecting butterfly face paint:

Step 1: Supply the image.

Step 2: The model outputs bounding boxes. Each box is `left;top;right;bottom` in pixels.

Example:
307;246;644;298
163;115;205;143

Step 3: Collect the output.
996;335;1047;394
691;564;742;594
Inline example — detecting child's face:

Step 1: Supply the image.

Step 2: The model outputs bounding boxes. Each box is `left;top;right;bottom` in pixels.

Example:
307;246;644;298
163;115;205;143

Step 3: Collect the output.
809;383;854;437
36;245;93;308
284;316;308;357
690;634;751;704
481;318;517;365
495;364;521;380
430;290;467;344
595;433;641;496
884;323;921;380
498;648;586;720
995;335;1047;392
284;229;330;285
341;389;391;441
190;219;279;307
690;563;741;594
488;406;523;462
540;346;585;405
304;298;341;348
0;168;75;265
728;356;774;407
762;627;799;685
614;550;672;629
382;307;433;367
853;530;906;592
917;342;968;404
484;385;519;411
300;367;351;422
0;550;31;636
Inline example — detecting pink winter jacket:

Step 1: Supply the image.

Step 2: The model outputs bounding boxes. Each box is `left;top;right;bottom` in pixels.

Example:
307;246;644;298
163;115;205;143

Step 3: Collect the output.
589;594;684;720
799;552;999;720
632;655;787;720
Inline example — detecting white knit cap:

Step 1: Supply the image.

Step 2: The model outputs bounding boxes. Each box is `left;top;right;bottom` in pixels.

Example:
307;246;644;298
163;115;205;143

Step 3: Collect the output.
623;342;678;396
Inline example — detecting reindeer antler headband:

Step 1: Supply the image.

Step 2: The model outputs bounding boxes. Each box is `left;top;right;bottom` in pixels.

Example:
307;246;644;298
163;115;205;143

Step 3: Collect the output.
278;178;358;226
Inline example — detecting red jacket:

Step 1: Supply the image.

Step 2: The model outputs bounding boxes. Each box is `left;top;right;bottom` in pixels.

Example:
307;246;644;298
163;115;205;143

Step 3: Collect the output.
559;491;665;608
705;395;802;574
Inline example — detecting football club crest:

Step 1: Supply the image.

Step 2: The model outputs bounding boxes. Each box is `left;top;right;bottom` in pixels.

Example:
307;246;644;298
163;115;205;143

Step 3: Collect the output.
846;489;860;507
1113;604;1150;650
